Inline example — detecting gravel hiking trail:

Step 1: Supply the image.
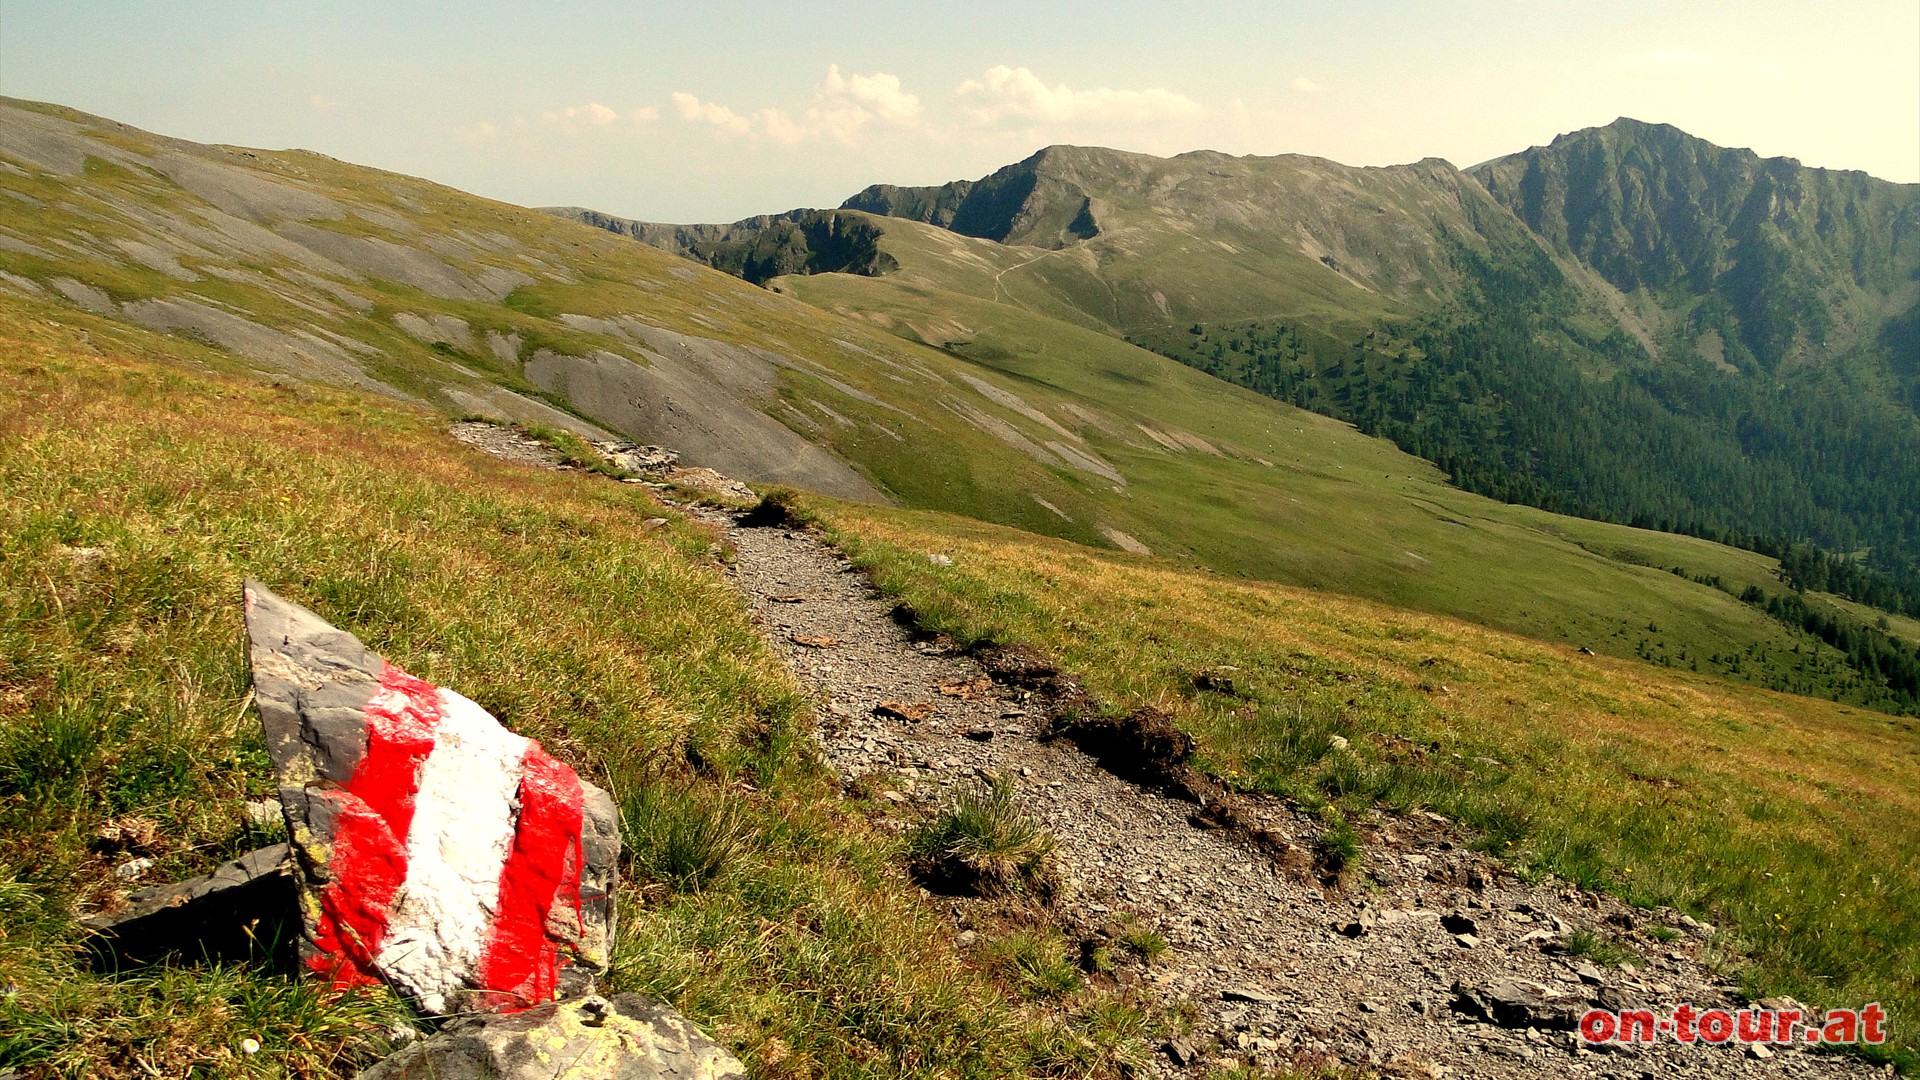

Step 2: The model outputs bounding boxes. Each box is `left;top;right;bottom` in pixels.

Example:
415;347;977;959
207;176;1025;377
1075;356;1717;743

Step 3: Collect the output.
694;507;1876;1080
456;425;1879;1079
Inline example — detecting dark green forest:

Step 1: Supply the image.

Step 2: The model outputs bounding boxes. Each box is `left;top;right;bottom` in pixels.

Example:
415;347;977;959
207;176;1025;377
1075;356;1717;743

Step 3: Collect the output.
1138;245;1920;602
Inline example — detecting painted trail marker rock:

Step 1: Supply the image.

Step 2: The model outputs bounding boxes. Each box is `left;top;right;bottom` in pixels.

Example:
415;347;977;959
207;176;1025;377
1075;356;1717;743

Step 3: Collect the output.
243;580;618;1014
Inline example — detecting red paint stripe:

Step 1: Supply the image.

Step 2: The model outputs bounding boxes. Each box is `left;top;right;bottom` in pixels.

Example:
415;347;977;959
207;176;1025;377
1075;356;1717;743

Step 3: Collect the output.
306;662;442;988
475;743;586;1010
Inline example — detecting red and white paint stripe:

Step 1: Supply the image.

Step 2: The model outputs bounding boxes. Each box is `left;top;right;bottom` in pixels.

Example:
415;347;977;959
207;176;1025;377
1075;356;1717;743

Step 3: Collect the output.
308;662;585;1014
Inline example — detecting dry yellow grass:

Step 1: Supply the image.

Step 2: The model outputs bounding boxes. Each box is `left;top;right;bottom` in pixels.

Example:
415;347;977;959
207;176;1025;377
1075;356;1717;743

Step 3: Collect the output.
0;308;1154;1079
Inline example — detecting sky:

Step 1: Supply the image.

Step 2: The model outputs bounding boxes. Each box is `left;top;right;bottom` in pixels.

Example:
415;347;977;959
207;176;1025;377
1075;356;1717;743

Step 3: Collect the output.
1;1;1915;223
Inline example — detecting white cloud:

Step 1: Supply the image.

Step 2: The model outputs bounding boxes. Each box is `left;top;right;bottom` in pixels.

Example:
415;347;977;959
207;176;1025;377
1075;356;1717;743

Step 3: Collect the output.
803;64;923;144
542;102;619;130
505;102;661;138
821;65;922;123
673;91;754;137
1289;77;1323;94
669;64;1209;151
672;65;923;146
954;65;1205;126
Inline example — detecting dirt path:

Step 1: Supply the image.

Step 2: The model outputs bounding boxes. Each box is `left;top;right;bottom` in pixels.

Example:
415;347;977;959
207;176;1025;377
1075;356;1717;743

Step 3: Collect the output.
694;507;1876;1080
992;250;1057;306
453;426;1878;1078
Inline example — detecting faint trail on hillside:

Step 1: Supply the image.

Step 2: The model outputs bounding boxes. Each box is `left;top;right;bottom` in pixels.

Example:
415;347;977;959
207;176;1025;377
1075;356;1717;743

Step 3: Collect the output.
990;246;1124;328
992;250;1055;307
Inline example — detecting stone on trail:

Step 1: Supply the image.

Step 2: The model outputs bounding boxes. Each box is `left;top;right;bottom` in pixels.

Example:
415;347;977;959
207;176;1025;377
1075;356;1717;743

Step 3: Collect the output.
1333;909;1375;938
243;580;619;1014
1450;979;1583;1031
873;699;934;722
357;993;745;1080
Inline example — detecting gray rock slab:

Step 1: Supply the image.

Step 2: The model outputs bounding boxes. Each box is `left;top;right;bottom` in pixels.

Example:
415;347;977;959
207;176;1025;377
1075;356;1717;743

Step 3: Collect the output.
358;994;744;1080
82;843;297;968
1451;978;1584;1031
522;335;886;504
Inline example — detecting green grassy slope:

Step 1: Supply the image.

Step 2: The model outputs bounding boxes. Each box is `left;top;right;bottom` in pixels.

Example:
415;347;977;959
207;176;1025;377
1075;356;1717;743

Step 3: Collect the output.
836;126;1920;620
1473;118;1920;371
0;96;1121;505
802;495;1920;1071
785;257;1915;710
0;303;1155;1078
8;95;1911;711
838;144;1556;339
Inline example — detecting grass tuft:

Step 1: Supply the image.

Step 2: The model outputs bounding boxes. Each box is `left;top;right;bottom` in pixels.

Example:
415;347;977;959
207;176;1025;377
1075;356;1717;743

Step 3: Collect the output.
988;929;1083;1000
1314;810;1362;878
620;778;751;894
905;776;1063;901
1116;915;1170;963
1564;927;1635;967
518;421;627;479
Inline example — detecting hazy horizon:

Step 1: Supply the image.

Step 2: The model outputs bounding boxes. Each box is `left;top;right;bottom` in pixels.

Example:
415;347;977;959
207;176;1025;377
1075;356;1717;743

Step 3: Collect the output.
3;1;1915;222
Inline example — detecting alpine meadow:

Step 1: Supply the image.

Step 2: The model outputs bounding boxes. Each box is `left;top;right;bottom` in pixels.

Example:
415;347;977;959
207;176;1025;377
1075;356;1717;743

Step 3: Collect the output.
3;22;1920;1079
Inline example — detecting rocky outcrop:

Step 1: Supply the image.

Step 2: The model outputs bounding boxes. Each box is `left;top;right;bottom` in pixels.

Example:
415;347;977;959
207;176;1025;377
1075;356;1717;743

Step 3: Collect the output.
844;148;1100;249
545;207;896;285
1451;978;1585;1031
82;843;298;967
1471;117;1920;368
839;179;975;228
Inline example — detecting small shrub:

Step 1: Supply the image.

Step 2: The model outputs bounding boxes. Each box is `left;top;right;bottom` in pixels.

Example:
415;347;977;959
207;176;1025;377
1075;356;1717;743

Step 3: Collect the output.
739;488;804;529
905;776;1062;901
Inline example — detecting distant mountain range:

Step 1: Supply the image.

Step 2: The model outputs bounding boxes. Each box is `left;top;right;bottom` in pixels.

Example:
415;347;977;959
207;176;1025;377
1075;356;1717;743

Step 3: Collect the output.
8;95;1920;711
560;118;1920;607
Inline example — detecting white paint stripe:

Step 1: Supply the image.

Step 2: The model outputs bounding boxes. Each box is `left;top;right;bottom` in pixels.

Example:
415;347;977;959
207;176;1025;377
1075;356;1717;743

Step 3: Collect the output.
375;687;528;1013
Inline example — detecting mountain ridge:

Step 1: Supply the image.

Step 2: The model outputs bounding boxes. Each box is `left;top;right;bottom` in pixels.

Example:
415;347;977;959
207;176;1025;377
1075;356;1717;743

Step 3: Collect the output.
1471;116;1920;371
8;95;1920;712
587;117;1920;610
